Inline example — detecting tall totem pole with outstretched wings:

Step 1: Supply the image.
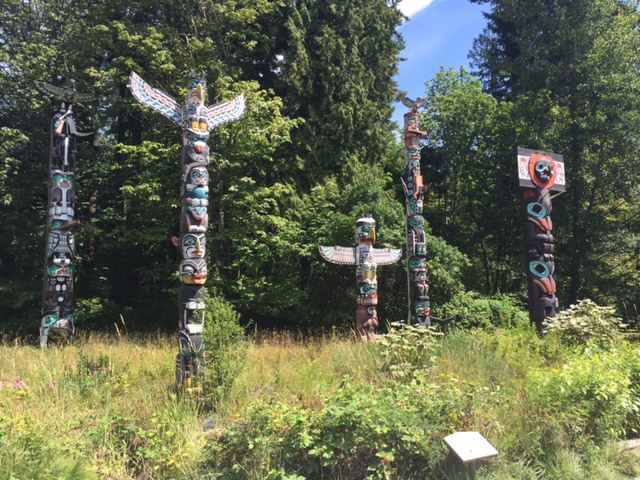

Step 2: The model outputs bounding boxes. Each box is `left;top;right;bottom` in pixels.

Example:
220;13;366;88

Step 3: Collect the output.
128;71;245;392
36;80;94;348
398;95;432;326
319;215;402;341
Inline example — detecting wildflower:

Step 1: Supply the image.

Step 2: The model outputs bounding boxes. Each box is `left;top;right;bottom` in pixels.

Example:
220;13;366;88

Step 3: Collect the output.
91;370;99;377
50;380;57;391
12;377;26;389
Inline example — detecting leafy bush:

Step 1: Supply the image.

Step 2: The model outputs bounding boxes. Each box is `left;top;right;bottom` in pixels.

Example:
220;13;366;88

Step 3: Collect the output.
377;322;442;380
525;346;640;447
544;299;625;348
201;377;467;479
425;234;470;308
75;297;131;328
441;291;528;330
204;294;249;407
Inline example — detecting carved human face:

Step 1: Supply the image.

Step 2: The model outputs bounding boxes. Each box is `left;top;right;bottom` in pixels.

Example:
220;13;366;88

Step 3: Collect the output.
414;301;430;317
408;215;424;229
179;259;208;285
183;131;209;150
409;257;427;271
358;280;378;298
534;159;554;183
188;166;209;186
529;153;558;189
181;234;206;259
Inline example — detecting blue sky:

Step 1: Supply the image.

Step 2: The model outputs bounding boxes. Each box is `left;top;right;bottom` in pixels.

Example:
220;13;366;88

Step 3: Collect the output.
393;0;489;126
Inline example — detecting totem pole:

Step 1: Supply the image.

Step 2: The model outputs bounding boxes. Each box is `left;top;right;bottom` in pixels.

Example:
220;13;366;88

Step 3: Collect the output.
128;71;245;391
399;95;431;326
319;215;402;341
36;80;94;348
517;148;565;335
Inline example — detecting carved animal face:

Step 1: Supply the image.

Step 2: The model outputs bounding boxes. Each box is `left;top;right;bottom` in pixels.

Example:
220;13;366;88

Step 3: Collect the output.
355;217;376;244
185;75;206;106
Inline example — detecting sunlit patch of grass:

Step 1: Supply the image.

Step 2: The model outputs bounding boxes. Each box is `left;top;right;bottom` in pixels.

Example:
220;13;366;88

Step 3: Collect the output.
0;333;202;479
223;333;384;416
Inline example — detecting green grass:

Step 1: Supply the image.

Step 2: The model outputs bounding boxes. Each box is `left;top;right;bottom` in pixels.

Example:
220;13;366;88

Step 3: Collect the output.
1;328;639;479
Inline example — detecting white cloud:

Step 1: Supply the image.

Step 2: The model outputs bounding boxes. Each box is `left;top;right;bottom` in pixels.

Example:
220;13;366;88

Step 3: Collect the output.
398;0;436;18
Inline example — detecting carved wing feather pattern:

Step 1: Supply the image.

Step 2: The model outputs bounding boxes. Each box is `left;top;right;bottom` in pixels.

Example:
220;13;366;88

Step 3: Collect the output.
36;81;95;103
372;248;403;265
318;246;357;265
399;95;427;111
128;71;182;126
207;94;246;131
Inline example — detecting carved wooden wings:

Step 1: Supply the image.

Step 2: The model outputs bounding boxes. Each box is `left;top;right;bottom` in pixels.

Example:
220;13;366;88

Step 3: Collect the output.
372;248;403;265
128;71;246;131
206;95;246;131
128;71;183;126
36;81;95;104
319;246;402;265
399;95;427;111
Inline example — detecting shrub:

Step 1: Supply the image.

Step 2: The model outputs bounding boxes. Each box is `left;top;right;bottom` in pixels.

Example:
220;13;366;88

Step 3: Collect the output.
377;322;442;380
441;292;528;330
74;297;131;329
543;299;625;348
525;346;640;449
203;294;249;407
200;377;467;479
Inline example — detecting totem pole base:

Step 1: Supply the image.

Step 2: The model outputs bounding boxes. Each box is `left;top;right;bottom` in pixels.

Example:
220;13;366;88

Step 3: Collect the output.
39;327;76;348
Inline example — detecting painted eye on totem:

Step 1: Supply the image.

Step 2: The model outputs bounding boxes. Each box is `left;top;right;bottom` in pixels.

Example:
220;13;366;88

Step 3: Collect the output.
536;161;553;173
51;173;63;182
527;203;547;218
187;106;196;115
187;80;197;89
183;236;195;247
529;260;550;279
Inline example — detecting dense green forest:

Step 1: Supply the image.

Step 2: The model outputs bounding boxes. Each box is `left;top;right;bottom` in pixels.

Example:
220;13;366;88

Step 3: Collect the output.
1;0;639;334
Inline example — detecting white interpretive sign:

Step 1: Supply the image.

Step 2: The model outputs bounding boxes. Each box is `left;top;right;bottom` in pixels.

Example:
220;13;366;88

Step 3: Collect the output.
444;431;498;464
